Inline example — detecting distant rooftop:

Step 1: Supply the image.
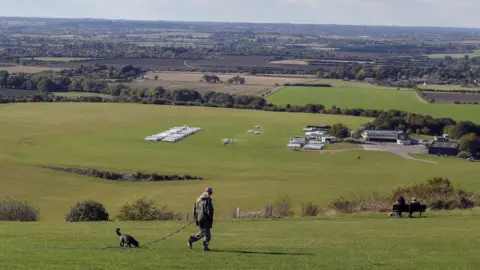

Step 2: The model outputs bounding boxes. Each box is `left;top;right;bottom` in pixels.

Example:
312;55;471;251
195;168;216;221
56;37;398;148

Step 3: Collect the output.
363;130;403;134
430;141;459;149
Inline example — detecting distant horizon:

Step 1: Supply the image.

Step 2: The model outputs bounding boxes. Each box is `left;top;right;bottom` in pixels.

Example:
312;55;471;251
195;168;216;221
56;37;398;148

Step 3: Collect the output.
1;15;479;31
2;0;479;29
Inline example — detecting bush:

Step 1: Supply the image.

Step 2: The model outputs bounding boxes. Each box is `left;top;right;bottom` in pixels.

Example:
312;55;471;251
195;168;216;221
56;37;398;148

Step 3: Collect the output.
328;192;390;213
117;198;180;221
0;198;39;221
273;196;294;217
65;200;109;222
457;151;472;159
329;197;356;213
391;177;478;210
301;202;321;217
329;178;479;213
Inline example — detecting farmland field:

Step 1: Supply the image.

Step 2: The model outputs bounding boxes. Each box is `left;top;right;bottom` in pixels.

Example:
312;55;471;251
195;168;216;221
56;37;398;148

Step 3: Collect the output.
28;57;95;62
422;92;480;104
125;72;315;95
268;86;480;123
39;56;320;72
0;65;64;73
425;52;480;59
419;84;480;92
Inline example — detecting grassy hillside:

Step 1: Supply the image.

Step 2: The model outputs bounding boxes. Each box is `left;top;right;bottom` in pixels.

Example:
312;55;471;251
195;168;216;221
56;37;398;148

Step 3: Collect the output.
268;86;480;122
1;212;480;269
1;103;479;221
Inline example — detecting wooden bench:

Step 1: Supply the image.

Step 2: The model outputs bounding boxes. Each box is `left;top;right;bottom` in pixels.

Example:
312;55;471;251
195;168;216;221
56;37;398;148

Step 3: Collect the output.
392;204;427;217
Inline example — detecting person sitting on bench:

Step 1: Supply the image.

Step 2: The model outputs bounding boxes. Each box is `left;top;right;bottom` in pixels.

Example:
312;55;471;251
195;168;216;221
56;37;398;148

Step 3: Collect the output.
395;196;406;218
408;197;420;218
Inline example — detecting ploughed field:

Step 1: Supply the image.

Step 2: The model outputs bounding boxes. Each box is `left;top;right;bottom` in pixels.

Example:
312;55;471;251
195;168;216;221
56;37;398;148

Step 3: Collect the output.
268;86;480;123
422;91;480;104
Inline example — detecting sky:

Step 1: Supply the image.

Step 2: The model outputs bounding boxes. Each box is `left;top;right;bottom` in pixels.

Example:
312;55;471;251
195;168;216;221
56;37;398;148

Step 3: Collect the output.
0;0;479;28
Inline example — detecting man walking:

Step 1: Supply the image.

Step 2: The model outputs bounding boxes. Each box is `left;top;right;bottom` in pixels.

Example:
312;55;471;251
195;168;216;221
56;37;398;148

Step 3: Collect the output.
188;187;214;251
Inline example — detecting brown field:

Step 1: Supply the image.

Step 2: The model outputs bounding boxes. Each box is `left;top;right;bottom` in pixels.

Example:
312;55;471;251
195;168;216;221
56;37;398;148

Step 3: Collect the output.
124;72;316;95
422;91;480;104
0;65;64;73
420;84;480;91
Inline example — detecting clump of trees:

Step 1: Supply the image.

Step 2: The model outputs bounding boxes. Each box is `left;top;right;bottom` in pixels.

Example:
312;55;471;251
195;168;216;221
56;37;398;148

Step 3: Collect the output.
364;110;459;136
0;65;144;93
227;76;245;84
329;123;350;138
202;74;220;83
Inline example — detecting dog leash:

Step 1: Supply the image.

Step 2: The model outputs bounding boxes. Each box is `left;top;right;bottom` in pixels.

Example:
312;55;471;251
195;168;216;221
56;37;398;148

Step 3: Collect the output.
140;220;195;247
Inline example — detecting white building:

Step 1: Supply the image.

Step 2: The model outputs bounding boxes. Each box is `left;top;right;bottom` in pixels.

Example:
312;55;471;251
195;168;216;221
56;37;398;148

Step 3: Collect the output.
361;130;404;142
321;136;337;143
303;140;325;150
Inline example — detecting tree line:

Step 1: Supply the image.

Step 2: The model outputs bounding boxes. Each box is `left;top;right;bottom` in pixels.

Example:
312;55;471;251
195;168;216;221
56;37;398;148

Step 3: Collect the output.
0;65;144;93
318;57;480;82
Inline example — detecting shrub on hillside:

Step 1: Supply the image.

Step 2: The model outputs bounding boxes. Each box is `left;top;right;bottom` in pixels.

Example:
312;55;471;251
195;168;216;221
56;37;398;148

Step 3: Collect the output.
329;178;479;213
273;196;294;217
328;192;390;213
391;177;478;210
0;198;39;221
65;200;109;222
117;198;180;221
457;151;472;159
301;202;321;217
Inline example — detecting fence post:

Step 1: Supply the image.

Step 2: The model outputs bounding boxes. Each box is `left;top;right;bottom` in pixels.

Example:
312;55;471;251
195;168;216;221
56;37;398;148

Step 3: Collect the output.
186;213;189;221
236;207;240;218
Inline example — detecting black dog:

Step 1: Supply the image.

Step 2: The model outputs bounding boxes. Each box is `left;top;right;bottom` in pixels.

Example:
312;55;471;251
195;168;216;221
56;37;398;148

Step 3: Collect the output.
116;228;139;248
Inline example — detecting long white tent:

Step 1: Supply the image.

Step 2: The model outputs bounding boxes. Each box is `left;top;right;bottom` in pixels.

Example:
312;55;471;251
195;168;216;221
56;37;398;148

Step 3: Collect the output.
144;125;202;143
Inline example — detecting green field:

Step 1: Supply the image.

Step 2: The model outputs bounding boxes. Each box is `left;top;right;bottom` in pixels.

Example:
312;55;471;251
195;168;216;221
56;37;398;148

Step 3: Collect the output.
1;211;480;269
27;57;94;62
268;86;480;123
2;103;480;220
1;103;480;269
53;92;112;98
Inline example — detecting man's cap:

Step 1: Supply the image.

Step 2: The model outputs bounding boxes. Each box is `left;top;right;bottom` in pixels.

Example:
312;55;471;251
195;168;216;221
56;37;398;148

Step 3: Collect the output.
205;187;213;193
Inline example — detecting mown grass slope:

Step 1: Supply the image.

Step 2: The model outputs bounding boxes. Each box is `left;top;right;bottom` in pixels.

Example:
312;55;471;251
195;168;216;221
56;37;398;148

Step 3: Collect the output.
1;103;479;221
268;86;480;122
1;212;480;269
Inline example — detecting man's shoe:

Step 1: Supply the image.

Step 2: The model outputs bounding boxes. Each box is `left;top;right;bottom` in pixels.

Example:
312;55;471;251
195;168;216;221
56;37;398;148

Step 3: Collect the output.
203;241;211;251
187;237;194;249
